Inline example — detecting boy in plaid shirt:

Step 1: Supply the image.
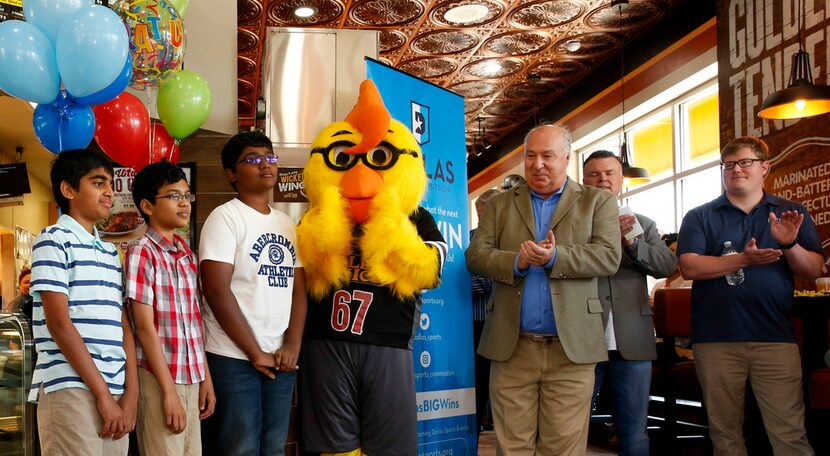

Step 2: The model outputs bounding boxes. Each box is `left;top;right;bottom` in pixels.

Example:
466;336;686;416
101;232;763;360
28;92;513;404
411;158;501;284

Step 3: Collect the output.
124;161;214;456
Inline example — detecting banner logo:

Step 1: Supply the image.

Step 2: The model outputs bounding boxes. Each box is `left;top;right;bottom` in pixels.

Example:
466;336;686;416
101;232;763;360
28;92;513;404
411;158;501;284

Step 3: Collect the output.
411;101;430;145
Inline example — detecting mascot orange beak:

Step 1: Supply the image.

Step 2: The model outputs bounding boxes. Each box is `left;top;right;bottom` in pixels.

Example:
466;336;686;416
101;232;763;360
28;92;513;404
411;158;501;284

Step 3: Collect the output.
340;80;390;224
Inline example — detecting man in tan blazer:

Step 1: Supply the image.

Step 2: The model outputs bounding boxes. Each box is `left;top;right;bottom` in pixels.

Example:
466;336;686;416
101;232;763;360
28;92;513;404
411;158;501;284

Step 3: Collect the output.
583;150;677;456
466;124;621;455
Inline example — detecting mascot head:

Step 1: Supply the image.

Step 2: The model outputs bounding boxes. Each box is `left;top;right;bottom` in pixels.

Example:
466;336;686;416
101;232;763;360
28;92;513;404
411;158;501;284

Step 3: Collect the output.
303;80;426;224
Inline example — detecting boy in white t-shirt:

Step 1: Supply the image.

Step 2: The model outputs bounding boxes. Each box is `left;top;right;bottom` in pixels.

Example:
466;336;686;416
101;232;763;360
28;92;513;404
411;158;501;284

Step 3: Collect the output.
199;132;307;455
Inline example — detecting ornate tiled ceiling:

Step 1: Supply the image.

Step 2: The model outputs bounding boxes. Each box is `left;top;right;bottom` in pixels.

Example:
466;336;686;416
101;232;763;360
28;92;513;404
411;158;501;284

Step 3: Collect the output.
237;0;686;155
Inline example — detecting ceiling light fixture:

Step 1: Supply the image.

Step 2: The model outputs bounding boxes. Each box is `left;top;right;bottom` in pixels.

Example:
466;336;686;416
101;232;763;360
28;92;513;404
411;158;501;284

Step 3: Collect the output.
472;116;492;156
758;0;830;119
614;0;650;186
564;39;581;52
611;0;630;12
294;6;316;18
444;4;489;24
482;62;502;75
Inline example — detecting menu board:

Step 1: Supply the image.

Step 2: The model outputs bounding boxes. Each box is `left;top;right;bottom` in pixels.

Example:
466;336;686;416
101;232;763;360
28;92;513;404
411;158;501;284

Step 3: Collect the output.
99;164;196;257
0;0;23;23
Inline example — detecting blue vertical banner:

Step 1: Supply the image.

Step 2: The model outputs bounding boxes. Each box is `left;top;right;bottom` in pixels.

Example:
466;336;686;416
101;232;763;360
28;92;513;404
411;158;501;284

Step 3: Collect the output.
367;59;477;454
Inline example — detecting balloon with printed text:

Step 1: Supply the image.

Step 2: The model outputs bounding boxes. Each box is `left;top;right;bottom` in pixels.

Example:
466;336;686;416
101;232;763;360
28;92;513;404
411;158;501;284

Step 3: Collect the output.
113;0;186;89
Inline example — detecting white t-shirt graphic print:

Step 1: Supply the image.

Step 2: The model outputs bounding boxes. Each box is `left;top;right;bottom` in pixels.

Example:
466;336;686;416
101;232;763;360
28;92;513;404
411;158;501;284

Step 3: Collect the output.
199;198;302;360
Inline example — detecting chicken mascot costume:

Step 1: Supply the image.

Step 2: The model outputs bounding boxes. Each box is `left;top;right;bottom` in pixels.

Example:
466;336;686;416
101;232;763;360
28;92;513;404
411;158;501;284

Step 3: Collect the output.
297;80;447;456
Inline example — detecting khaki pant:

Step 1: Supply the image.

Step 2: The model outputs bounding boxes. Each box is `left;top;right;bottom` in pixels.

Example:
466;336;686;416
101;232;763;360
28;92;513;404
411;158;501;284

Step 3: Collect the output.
694;342;813;456
37;386;128;456
136;367;202;456
490;336;596;456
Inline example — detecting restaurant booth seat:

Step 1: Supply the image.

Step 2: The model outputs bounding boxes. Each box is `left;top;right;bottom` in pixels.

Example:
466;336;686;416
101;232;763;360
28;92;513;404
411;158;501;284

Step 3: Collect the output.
651;287;709;449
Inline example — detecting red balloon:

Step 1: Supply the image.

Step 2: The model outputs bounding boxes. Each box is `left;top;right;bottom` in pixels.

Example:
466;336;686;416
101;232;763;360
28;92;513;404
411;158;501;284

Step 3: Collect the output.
92;92;150;167
133;122;180;171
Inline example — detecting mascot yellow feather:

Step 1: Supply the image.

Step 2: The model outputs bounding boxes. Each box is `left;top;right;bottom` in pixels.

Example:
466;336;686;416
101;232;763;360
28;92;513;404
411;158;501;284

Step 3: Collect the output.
297;79;447;456
297;80;441;298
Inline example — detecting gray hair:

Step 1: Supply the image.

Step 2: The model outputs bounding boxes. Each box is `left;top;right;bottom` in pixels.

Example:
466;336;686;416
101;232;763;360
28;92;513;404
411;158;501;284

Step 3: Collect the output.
524;123;572;156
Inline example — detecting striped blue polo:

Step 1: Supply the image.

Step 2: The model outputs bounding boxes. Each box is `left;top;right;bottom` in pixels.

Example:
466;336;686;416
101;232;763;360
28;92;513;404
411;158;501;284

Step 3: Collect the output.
28;214;126;400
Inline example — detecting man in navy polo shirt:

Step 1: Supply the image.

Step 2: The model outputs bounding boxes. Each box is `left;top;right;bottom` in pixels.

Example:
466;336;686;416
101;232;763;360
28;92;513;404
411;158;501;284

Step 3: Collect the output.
677;136;823;455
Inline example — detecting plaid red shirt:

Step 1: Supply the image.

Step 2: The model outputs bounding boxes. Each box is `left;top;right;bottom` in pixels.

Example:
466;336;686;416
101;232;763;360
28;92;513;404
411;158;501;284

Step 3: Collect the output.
124;227;205;384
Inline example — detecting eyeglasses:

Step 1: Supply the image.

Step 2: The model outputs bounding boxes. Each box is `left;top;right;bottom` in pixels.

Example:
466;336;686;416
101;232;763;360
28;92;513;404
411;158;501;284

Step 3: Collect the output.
156;193;196;203
721;158;764;170
236;154;279;166
310;141;419;171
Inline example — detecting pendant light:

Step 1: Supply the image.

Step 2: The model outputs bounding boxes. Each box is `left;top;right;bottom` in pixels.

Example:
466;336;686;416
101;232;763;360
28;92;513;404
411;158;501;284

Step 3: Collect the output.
614;0;650;186
758;0;830;119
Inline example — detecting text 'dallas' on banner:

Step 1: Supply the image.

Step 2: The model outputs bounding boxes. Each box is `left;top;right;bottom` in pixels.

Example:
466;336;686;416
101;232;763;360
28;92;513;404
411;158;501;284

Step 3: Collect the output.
367;58;477;454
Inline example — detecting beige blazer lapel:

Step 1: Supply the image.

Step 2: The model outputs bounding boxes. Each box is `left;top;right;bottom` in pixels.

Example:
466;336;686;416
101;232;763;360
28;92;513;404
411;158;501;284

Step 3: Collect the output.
548;180;581;230
513;186;536;239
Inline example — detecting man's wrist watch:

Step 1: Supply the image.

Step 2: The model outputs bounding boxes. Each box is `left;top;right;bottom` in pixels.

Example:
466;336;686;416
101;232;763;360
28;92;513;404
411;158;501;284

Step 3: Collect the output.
779;238;798;249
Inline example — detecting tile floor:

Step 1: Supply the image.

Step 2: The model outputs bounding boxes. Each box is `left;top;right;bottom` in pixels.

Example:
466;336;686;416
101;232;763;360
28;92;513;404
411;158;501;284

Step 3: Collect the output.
477;431;616;455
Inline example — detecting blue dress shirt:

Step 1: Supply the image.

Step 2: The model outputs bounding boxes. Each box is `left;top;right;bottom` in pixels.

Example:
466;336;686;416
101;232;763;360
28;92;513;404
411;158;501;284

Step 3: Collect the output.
513;179;566;334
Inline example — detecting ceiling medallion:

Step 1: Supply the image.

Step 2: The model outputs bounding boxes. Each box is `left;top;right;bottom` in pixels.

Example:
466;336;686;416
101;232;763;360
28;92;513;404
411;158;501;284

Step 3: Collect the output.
238;56;257;77
484;100;538;117
553;32;622;56
528;59;590;80
399;57;458;78
351;0;424;26
463;58;524;78
443;4;488;23
237;28;260;54
503;81;564;100
586;1;664;29
465;100;485;114
238;0;264;25
431;0;502;27
448;81;501;98
238;79;255;98
267;0;343;26
484;31;551;56
479;116;513;131
509;0;584;29
238;99;253;117
380;30;407;53
411;30;479;55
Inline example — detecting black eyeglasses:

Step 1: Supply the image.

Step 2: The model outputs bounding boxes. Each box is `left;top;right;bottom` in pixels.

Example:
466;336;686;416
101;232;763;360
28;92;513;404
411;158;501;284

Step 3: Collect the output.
721;158;764;170
310;141;419;171
236;154;279;166
156;193;196;203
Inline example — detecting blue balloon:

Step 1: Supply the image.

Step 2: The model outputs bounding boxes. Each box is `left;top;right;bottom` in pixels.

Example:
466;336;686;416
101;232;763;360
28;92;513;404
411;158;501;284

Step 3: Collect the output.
56;5;129;98
0;20;60;104
24;0;93;45
33;91;95;154
74;53;133;106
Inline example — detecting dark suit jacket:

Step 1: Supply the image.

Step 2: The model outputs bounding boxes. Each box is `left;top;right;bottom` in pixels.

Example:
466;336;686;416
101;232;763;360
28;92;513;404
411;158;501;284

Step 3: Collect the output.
465;180;622;364
598;213;677;361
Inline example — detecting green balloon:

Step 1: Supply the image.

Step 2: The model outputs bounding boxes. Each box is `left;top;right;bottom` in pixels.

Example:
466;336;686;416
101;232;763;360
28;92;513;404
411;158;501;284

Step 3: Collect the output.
169;0;189;17
157;70;211;139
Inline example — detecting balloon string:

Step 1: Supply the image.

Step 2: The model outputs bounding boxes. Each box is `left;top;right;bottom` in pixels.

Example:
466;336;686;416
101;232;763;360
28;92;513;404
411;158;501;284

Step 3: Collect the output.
146;86;154;167
58;105;64;153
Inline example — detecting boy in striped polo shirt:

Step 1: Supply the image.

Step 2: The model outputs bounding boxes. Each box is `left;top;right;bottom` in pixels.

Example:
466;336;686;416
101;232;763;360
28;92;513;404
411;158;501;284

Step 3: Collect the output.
124;161;214;455
29;149;138;455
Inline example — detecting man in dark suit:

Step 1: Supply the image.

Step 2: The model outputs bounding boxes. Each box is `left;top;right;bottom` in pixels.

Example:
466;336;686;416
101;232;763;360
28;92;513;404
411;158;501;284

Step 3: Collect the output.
466;124;621;455
583;150;677;456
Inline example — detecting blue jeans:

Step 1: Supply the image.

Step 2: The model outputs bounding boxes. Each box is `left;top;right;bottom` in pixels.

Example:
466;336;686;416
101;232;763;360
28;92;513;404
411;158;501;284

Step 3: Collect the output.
593;351;652;456
202;353;296;456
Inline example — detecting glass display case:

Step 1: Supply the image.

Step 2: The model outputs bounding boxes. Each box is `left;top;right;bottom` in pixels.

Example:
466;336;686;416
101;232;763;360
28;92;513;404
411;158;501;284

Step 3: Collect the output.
0;312;34;456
